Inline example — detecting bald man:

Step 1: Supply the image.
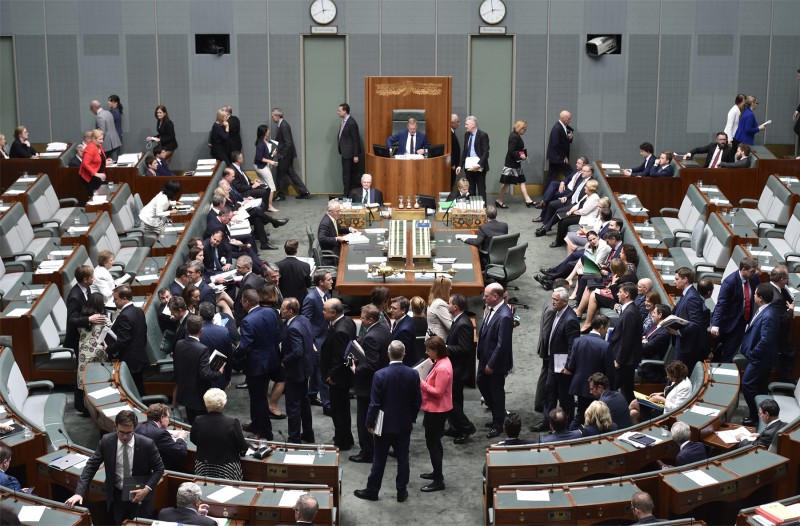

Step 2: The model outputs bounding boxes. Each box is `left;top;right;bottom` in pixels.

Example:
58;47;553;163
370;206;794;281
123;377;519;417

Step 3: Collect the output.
545;110;574;186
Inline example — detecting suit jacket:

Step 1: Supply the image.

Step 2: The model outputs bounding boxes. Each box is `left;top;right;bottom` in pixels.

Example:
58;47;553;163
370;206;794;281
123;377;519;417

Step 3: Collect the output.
107;303;149;374
134;420;187;471
641;326;671;362
190;411;248;465
354;322;392;397
174;337;222;411
96;108;122;151
390;315;417;366
752;419;785;449
464;220;509;252
504;131;526;169
240;306;280;376
365;362;421;434
157;507;216;526
630;155;655;176
155;158;174;176
276;257;312;302
546;307;581;363
199;322;232;368
541;429;582;443
204;209;224;240
672;286;706;366
202;237;233;274
459;129;490;172
75;432;164;506
282;315;315;383
741;304;780;366
348;187;384;206
712;271;759;333
0;469;21;491
719;155;752;169
675;441;707;466
274;119;297;161
610;303;643;366
689;142;736;167
234;271;266;323
599;390;633;429
9;139;38;158
65;284;91;351
546;120;573;164
321;315;358;386
227;115;242;154
647;163;674;177
301;288;329;351
450;128;461;171
318;214;347;257
446;312;476;382
565;333;612;398
155;118;178;151
536;299;556;359
338;116;361;159
194;279;217;308
231;164;258;197
477;302;513;374
68;155;82;167
387;130;430;155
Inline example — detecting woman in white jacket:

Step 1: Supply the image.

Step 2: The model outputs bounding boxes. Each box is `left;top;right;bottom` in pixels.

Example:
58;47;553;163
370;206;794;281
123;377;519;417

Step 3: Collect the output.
139;180;180;236
91;250;116;303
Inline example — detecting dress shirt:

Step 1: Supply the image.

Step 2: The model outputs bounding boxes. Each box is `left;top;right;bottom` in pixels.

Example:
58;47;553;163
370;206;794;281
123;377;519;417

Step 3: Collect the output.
746;304;767;331
407;133;417;154
115;436;134;489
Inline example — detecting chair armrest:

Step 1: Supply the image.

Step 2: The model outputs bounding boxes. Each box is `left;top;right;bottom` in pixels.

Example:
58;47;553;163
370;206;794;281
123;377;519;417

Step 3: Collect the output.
763;227;786;238
40;218;62;228
673;228;693;237
784;252;800;262
659;207;679;216
693;262;715;272
320;250;339;262
756;219;777;229
639;359;666;368
26;380;54;392
739;198;759;207
119;237;142;247
58;198;79;207
768;381;796;395
156;358;173;366
702;272;723;282
141;394;169;405
48;346;75;358
33;227;56;238
4;261;29;272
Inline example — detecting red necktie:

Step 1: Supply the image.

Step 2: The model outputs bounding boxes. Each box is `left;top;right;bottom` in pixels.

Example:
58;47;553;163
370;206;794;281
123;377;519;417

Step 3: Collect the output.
743;280;751;321
710;148;722;168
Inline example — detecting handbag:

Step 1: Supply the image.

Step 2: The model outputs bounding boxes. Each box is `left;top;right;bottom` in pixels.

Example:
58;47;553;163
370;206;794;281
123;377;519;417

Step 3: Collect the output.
501;166;519;179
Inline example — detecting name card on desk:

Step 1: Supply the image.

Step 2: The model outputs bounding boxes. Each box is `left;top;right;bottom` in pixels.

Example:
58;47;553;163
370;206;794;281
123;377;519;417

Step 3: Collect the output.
516;489;550;501
284;454;315;465
279;489;309;507
683;469;717;487
5;307;31;318
688;404;719;416
88;386;119;400
206;486;244;503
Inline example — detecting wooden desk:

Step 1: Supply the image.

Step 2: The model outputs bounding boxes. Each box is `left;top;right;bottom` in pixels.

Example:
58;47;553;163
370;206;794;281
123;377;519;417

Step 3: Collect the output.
0;403;50;488
0;487;92;526
737;495;800;526
366;154;451;205
31;245;87;297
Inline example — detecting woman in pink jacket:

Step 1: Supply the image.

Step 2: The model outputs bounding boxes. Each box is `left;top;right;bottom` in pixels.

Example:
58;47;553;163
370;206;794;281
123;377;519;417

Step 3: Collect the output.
419;336;453;492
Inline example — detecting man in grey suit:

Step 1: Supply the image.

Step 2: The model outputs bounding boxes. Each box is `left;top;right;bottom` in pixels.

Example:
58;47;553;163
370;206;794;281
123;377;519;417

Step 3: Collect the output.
271;107;310;200
90;100;121;159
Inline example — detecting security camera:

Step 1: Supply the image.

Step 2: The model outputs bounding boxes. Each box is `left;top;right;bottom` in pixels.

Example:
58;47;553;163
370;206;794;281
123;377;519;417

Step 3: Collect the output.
586;36;618;57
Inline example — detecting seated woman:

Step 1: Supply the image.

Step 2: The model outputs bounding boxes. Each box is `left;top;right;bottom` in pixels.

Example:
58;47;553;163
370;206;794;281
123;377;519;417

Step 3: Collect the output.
575;258;637;332
190;388;248;481
629;360;691;424
580;400;618;437
182;284;201;315
564;199;610;252
189;244;235;317
551;179;601;248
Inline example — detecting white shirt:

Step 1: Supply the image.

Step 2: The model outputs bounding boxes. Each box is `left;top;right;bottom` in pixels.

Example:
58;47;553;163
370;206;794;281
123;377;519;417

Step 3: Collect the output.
115;436;135;489
139;191;171;230
725;104;741;142
91;265;116;303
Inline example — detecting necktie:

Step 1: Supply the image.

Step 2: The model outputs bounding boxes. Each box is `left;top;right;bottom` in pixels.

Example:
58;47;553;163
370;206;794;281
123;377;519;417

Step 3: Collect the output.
467;134;474;156
410;134;415;154
122;443;131;479
339;119;345;140
363;191;368;205
214;248;222;270
481;307;494;335
743;280;751;321
710;148;722;168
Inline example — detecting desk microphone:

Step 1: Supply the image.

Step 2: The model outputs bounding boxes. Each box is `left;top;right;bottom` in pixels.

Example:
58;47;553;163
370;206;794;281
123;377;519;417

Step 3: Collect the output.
21;281;34;302
277;430;288;452
442;200;457;227
101;361;117;388
57;428;72;449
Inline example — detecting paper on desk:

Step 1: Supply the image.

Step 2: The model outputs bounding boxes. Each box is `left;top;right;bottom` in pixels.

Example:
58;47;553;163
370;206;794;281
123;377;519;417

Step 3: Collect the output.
0;405;5;415
196;159;217;166
688;404;719;417
206;486;244;503
348;264;369;271
516;489;550;501
636;226;654;233
70;226;90;233
39;260;64;269
601;163;621;169
434;258;457;264
88;386;119;400
455;234;478;241
164;225;184;233
617;194;636;199
195;170;213;176
365;257;387;264
365;228;388;234
50;249;74;258
5;307;31;318
88;195;108;204
279;489;309;507
102;405;133;418
17;505;46;522
117;153;141;165
19;289;43;298
684;469;718;487
284;454;315;465
711;367;738;377
641;238;660;246
152;522;180;526
4;189;23;195
136;274;160;282
39;151;61;158
208;518;229;526
179;195;201;202
715;427;749;444
343;232;369;244
73;459;88;470
114;274;132;286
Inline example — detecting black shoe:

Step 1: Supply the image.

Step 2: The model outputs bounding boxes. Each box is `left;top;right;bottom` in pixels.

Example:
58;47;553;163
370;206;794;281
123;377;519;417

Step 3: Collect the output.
242;422;255;432
336;444;352;451
268;410;287;420
532;216;544;223
388;450;397;458
421;482;445;492
534;227;547;237
349;454;373;463
236;382;248;389
261;242;279;250
453;435;470;444
484;421;494;428
549;241;566;248
494;200;509;209
525;201;535;208
296;192;311;199
539;267;554;274
742;417;758;427
443;427;457;438
354;489;379;501
420;472;435;480
309;397;324;407
486;428;501;439
534;201;545;209
272;218;289;227
397;489;408;502
530;421;549;432
301;434;316;443
323;406;332;416
274;193;286;202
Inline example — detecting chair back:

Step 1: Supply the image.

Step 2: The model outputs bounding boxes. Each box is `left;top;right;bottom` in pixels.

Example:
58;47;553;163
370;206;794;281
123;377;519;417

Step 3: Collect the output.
486;233;519;266
501;242;528;283
392;109;426;135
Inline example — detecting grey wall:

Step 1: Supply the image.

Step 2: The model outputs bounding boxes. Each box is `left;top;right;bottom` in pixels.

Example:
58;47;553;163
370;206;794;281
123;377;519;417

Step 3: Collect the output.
1;0;798;178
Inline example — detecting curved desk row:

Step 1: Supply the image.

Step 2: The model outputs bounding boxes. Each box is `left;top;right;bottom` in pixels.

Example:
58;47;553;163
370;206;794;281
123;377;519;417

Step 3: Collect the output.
0;487;91;526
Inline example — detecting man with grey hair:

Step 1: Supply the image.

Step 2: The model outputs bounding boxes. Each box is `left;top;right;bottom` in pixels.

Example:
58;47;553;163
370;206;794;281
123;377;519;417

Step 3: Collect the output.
270;107;310;200
455;115;490;199
318;199;358;263
657;422;706;469
321;298;358;450
546;109;574;186
157;481;216;525
90;99;121;159
349;173;384;206
292;493;319;524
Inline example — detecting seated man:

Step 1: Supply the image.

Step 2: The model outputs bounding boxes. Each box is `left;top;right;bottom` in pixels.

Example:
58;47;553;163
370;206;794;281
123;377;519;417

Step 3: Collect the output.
640;304;671;383
540;408;582;442
683;131;736;168
647;151;675;177
495;412;534;446
348;173;384;206
630;491;660;524
463;205;509;255
658;421;706;468
532;156;588;211
621;142;655;176
318;199;358;265
0;443;27;492
157;481;216;525
386;117;430;156
154;145;175;176
535;164;594;235
736;399;784;450
589;372;633;429
719;143;752;168
69;143;85;167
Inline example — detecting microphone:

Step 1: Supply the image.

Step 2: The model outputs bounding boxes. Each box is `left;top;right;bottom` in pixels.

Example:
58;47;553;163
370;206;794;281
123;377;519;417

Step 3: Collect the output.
442;200;457;226
21;281;35;304
57;428;72;449
101;361;117;388
277;430;288;452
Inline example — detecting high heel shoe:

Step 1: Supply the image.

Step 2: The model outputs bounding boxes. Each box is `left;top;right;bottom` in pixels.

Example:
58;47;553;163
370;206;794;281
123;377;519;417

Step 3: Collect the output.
525;201;535;208
494;200;509;209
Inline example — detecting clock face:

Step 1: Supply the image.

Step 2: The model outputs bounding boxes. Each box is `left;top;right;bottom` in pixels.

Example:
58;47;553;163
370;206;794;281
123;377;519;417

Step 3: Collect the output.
479;0;506;25
310;0;337;25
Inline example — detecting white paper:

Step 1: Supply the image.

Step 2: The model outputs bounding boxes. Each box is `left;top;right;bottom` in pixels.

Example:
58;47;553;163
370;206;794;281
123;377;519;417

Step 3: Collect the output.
49;249;74;257
348;264;369;271
102;405;132;418
179;195;201;202
88;195;108;204
17;505;46;522
209;270;237;283
636;226;654;233
279;489;309;507
164;226;185;233
684;469;718;487
114;274;132;286
240;198;262;211
688;404;719;417
88;386;119;400
73;459;88;470
434;258;457;264
38;260;63;269
415;358;434;380
553;353;568;372
4;189;23;196
617;194;636;199
283;454;315;465
69;226;89;233
464;156;481;170
515;489;551;502
365;257;387;264
196;159;217;166
715;427;749;444
455;234;478;241
4;307;31;318
206;486;244;503
0;405;5;415
601;163;621;169
135;274;160;282
711;367;739;377
365;228;388;234
39;151;61;158
195;170;213;176
641;238;661;246
19;289;43;298
47;142;68;151
343;232;369;244
0;419;13;426
117;153;141;165
449;263;470;270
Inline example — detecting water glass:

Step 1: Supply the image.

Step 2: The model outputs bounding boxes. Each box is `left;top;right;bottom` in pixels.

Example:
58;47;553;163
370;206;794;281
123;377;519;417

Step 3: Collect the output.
317;443;325;457
696;180;703;187
23;425;32;439
660;425;669;437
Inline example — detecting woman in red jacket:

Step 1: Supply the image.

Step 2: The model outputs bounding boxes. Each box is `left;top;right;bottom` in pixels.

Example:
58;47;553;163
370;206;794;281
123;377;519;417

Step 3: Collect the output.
419;336;453;493
79;129;108;198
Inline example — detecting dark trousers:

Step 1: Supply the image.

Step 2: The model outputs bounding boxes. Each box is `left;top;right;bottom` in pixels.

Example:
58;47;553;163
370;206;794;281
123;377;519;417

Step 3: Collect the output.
446;377;474;434
742;361;771;419
366;431;411;493
555;214;581;241
423;411;447;482
543;202;571;231
307;352;330;408
546;251;582;279
112;489;153;525
185;407;207;425
534;358;549;412
130;369;146;398
712;321;745;363
548;161;573;187
329;383;353;448
476;367;506;430
570;395;593;430
74;387;86;413
465;170;487;200
543;368;575;423
246;209;270;246
341;156;358;195
356;395;374;459
285;379;314;442
277;160;309;196
541;180;571;203
246;373;273;439
83;176;104;199
616;364;635;403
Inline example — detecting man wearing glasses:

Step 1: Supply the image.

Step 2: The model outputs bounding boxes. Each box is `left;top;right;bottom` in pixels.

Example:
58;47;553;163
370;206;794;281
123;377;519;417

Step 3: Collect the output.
66;410;164;524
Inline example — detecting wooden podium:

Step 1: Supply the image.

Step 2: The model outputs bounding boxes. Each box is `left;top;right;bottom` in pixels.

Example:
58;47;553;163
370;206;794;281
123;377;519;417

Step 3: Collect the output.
364;76;452;204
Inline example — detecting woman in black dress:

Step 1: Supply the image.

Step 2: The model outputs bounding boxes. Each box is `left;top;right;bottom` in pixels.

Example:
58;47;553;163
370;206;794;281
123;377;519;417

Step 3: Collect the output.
149;105;178;163
209;108;231;164
9;126;39;158
496;120;533;208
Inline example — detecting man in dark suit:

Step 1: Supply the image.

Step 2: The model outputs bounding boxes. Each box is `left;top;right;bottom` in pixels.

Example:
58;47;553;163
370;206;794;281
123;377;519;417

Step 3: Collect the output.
204;206;267;270
476;284;514;438
590;373;633;429
455;115;490;199
157;482;216;526
271;107;310;200
220;169;287;249
609;282;643;402
337;103;362;195
564;314;613;430
535;163;594;236
66;410;164;524
683;132;736;168
276;240;311;302
740;284;780;426
230;151;270;201
239;289;281;440
659;422;707;468
68;143;85;167
445;294;477;444
386;117;430;156
280;298;316;444
168;296;190;345
66;265;106;414
539;287;580;430
351;305;392;463
188;261;218;307
302;269;334;411
318;199;356;264
107;285;149;396
533;278;570;426
737;399;784;449
153;146;174;176
641;304;672;383
545;110;574;186
769;265;796;382
388;296;417;366
174;315;224;424
198;302;234;390
711;256;760;362
134;404;188;471
450;114;461;188
321;298;358;450
233;255;266;324
202;229;233;276
348;173;384;206
668;267;708;372
354;341;421;503
168;263;191;298
533;156;588;211
540;408;582;443
621;142;656;177
463;205;508;256
630;491;660;525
